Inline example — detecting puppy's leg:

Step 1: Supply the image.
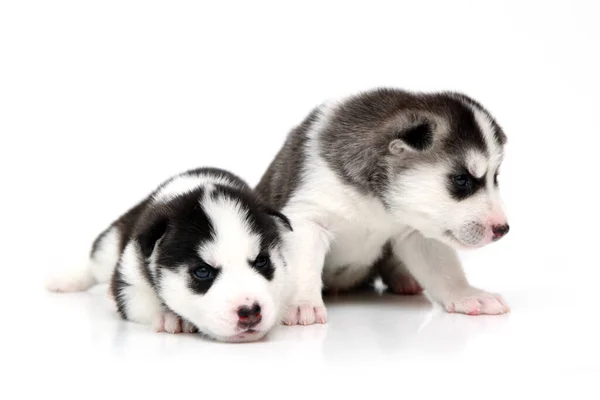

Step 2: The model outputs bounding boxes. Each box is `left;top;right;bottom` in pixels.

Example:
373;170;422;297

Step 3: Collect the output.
283;219;332;326
392;231;509;315
114;281;196;334
45;226;121;293
117;289;197;334
375;247;423;295
112;245;196;334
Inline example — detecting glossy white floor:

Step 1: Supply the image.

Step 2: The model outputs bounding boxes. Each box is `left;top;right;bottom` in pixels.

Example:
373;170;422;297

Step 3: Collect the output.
8;233;600;399
2;1;599;399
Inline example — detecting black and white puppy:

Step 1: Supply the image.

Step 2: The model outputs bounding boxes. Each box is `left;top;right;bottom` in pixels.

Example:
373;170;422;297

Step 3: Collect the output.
256;87;511;325
46;167;293;342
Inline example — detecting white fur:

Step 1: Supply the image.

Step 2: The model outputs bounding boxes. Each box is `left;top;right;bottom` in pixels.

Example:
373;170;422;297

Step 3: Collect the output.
152;172;238;203
44;227;120;292
387;162;501;248
90;227;120;282
153;194;290;341
46;172;292;342
44;263;96;292
281;102;411;323
466;149;488;179
467;104;507;224
469;104;500;159
199;195;261;265
392;231;509;314
279;97;510;324
147;192;290;342
117;242;166;327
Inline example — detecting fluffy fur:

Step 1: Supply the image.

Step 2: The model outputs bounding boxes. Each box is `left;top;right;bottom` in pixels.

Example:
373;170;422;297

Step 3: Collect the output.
46;167;294;342
255;87;511;324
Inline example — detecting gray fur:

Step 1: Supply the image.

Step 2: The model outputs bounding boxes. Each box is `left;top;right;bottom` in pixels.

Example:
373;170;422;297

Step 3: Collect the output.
256;87;506;210
255;107;321;209
255;87;507;293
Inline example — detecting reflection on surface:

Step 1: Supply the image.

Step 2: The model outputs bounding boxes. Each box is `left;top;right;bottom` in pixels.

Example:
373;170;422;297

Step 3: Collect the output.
38;282;512;364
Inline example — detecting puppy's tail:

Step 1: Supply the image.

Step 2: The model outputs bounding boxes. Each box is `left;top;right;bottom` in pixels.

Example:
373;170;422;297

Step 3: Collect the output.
44;260;97;293
45;226;120;293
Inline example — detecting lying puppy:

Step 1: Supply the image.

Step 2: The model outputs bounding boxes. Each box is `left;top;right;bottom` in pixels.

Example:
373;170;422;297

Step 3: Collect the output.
256;87;511;324
46;167;293;342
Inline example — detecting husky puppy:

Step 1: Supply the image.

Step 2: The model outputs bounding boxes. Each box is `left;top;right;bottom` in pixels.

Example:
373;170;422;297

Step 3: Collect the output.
256;88;511;325
46;167;293;342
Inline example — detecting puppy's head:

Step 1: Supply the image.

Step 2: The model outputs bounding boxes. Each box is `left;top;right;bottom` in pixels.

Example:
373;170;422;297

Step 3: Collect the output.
138;185;292;342
382;92;509;249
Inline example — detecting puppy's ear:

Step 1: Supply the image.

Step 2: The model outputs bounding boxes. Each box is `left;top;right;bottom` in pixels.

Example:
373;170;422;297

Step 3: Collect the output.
137;216;169;259
389;122;434;155
389;122;433;155
265;208;293;232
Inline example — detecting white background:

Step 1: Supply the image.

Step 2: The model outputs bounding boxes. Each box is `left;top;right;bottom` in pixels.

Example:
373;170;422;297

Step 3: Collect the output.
1;1;599;398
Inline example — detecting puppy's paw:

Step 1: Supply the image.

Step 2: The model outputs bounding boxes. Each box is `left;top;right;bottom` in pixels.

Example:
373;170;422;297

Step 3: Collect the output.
182;320;198;334
154;312;196;334
283;300;328;326
444;288;509;315
387;274;423;295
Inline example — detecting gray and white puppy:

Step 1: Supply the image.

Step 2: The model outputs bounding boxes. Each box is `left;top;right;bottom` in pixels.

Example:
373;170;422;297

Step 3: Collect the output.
46;167;293;342
256;87;510;325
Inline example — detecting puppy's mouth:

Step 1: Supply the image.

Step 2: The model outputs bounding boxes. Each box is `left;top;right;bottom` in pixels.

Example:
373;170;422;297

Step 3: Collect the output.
444;230;483;250
229;329;264;342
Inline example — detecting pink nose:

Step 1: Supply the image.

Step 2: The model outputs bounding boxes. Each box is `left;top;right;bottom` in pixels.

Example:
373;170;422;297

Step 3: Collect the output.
492;224;510;240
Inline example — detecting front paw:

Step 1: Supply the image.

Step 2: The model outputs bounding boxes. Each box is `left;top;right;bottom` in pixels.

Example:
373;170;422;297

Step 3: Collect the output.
283;300;328;325
444;288;509;315
153;312;197;334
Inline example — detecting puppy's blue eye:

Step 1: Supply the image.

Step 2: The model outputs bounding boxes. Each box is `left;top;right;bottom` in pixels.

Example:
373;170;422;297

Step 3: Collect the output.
254;255;270;269
453;174;470;187
192;266;213;281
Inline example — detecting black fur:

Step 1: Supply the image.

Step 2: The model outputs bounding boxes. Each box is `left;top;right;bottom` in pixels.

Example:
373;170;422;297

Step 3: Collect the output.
398;123;433;151
97;167;292;320
254;87;508;293
249;253;275;281
209;183;289;261
255;87;506;206
447;91;507;146
264;208;293;232
187;263;221;295
447;168;485;201
111;264;131;319
137;217;169;260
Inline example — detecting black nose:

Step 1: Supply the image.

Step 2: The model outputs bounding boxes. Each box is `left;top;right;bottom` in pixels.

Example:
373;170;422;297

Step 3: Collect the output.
237;303;262;329
492;224;510;240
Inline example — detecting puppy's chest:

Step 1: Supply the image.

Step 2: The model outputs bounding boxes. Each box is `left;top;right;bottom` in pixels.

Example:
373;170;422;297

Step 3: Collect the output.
325;203;399;269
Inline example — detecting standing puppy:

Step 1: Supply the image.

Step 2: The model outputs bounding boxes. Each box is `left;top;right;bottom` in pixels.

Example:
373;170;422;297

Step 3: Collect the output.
46;167;293;342
256;88;511;325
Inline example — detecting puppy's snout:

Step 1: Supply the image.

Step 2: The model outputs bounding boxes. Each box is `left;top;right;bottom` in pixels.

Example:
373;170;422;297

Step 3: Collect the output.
492;224;510;240
237;303;262;329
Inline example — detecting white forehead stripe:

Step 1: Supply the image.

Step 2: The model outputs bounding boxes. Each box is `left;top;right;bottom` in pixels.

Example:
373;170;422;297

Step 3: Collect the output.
199;196;261;267
452;97;505;174
469;105;500;157
152;173;236;203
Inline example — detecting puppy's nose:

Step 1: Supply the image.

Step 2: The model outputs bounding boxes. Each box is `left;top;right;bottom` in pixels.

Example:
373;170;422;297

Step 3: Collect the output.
237;303;262;329
492;224;510;240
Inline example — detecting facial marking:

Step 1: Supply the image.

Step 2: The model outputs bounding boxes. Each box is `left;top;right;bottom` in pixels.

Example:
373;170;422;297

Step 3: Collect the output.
468;104;497;151
199;197;261;269
152;173;238;203
466;149;488;179
187;261;221;294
